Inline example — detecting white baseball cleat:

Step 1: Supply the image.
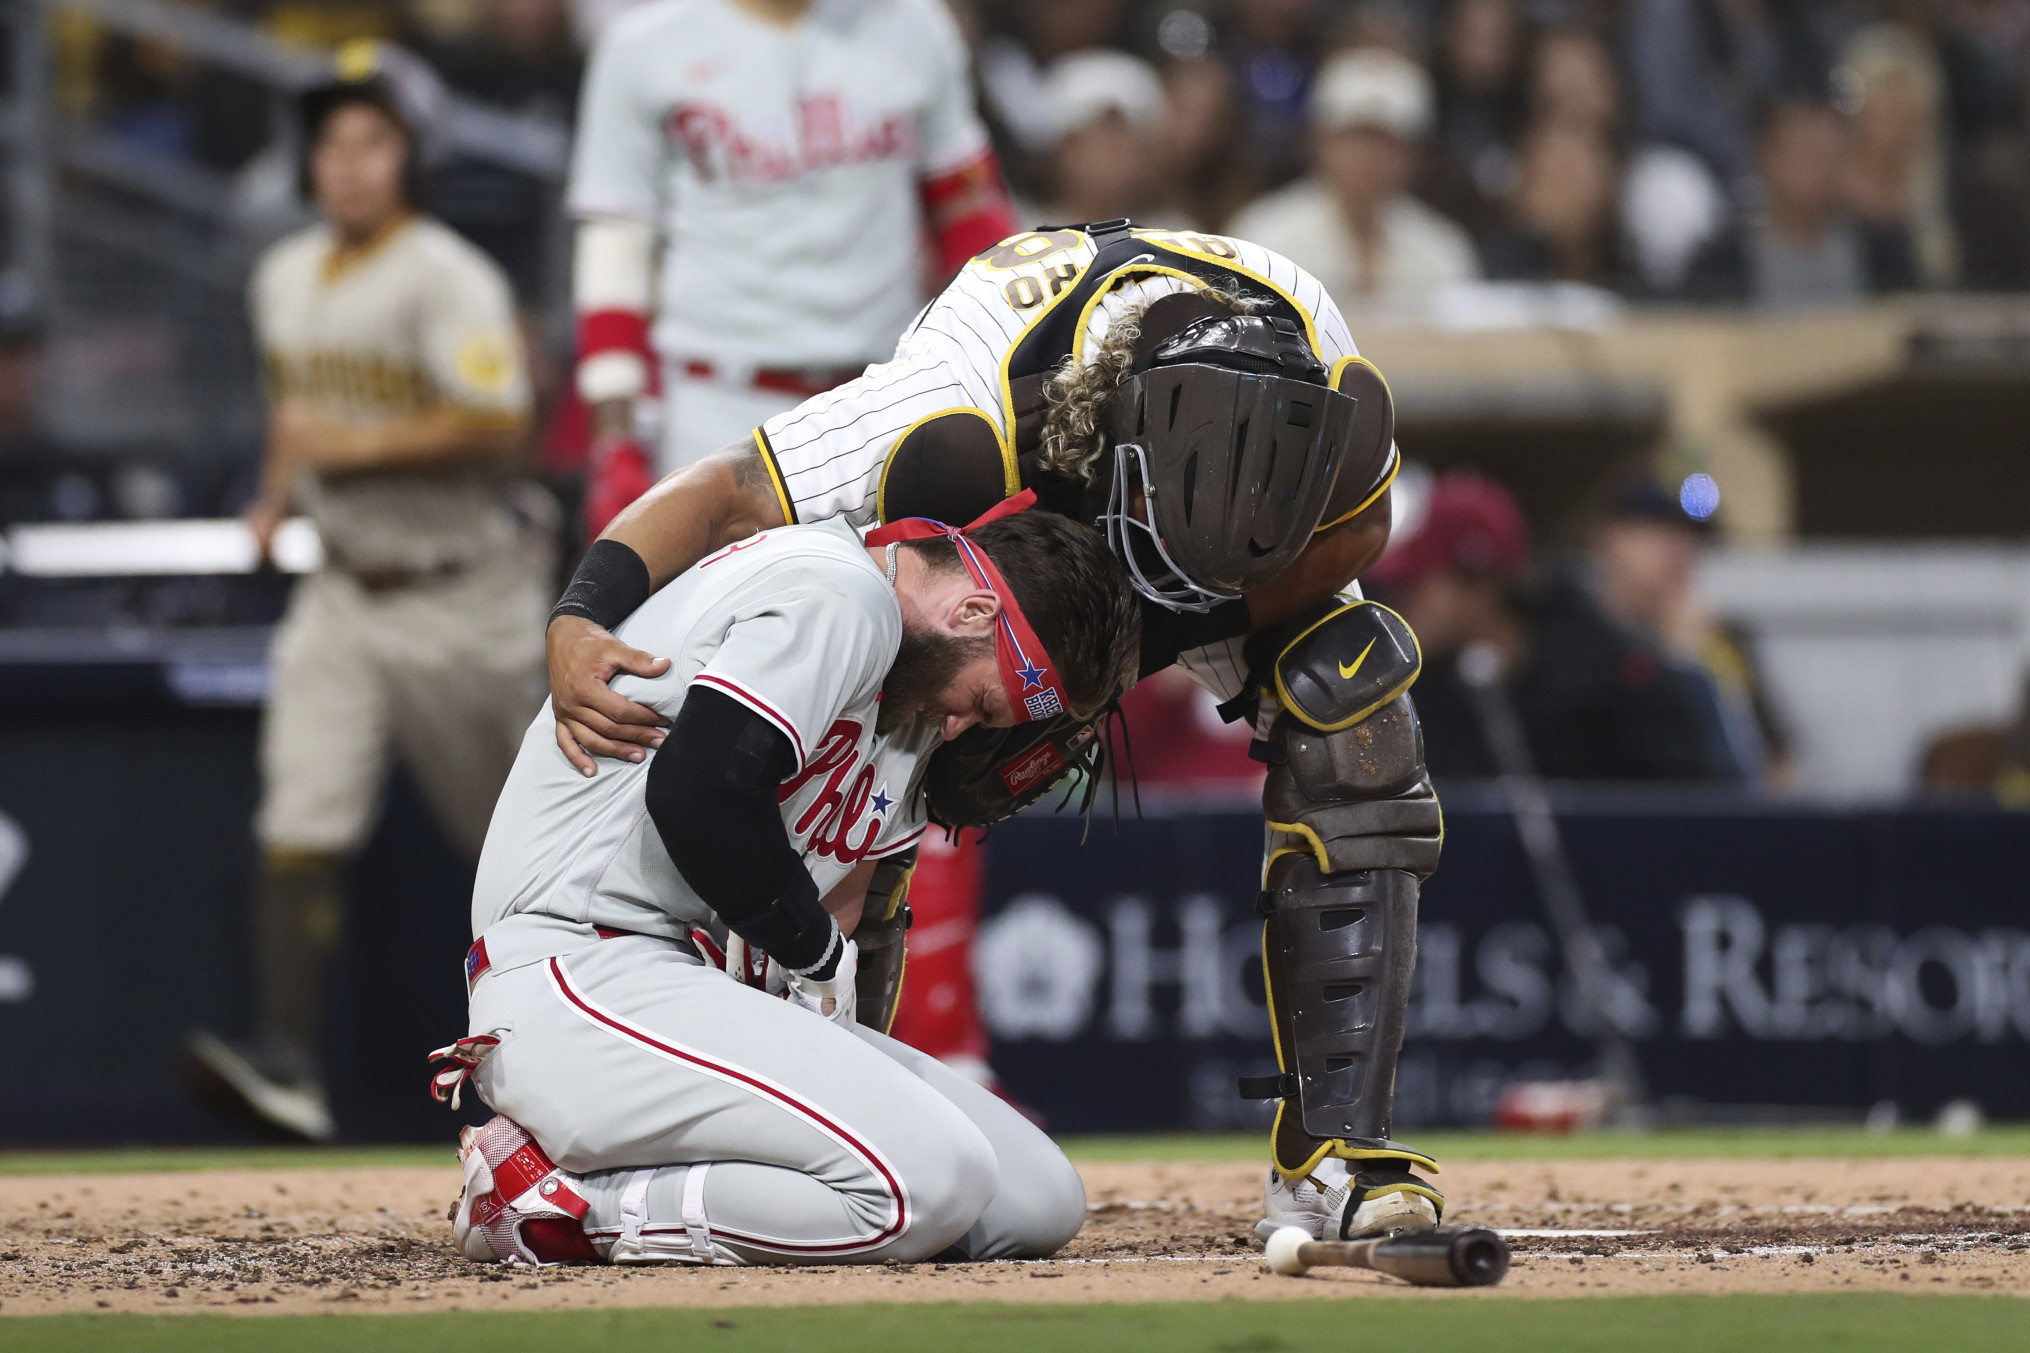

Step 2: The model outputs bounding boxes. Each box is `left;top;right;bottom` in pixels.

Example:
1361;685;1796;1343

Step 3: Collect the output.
452;1115;599;1265
1254;1157;1442;1243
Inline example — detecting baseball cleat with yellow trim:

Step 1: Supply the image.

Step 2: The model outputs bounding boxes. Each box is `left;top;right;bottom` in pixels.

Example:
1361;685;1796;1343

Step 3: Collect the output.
1253;1157;1444;1243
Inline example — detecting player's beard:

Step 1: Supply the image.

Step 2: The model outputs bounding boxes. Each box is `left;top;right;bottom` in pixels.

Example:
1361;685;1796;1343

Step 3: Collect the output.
880;623;992;734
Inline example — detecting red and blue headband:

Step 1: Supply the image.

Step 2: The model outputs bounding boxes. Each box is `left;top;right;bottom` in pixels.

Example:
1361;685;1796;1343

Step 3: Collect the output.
866;491;1068;724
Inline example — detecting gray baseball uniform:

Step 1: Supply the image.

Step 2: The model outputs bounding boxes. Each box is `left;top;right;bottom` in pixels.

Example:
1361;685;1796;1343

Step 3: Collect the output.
462;519;1085;1263
568;0;993;468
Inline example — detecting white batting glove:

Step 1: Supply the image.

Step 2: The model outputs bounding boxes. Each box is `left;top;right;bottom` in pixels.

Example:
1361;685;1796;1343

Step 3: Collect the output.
722;932;787;996
785;939;858;1028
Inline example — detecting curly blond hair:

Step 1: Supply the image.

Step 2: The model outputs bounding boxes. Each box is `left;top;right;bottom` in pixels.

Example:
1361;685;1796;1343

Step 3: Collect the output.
1035;283;1265;482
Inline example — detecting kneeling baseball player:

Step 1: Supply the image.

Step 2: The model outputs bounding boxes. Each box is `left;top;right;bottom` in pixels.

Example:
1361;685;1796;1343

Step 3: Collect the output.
431;501;1138;1265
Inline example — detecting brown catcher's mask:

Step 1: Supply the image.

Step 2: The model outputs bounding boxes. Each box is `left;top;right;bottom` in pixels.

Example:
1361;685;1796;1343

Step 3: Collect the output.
1100;313;1355;612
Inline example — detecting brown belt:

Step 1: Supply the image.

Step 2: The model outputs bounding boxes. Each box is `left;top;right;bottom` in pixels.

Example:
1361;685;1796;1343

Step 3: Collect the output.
681;359;860;399
340;559;468;594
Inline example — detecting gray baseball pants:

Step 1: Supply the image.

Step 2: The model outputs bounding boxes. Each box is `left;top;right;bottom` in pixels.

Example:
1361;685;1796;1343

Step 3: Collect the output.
468;931;1085;1264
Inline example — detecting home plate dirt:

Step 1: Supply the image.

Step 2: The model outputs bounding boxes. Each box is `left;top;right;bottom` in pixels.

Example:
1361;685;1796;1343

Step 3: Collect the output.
1;1157;2025;1314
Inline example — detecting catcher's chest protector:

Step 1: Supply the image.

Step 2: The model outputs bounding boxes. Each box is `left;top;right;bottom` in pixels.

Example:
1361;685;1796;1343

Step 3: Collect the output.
1246;601;1443;1179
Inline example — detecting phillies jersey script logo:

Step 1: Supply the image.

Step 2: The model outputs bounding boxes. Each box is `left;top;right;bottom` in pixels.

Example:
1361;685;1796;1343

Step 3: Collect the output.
777;719;893;862
667;96;916;184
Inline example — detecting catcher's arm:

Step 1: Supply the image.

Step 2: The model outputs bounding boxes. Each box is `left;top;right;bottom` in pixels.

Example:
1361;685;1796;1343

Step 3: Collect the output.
548;440;790;773
1242;486;1392;631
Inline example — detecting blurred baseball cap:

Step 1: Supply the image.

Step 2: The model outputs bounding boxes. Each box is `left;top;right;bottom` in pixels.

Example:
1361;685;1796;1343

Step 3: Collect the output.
300;39;448;161
1041;50;1169;144
1367;471;1530;591
296;40;449;203
1310;48;1434;139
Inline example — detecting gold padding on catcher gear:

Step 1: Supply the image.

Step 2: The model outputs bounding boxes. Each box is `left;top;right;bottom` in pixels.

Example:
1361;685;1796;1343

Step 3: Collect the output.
1264;819;1332;879
1271;601;1422;734
1356;1179;1447;1217
1272;795;1450;875
884;951;907;1036
1262;907;1441;1183
1270;1117;1443;1182
872;860;917;923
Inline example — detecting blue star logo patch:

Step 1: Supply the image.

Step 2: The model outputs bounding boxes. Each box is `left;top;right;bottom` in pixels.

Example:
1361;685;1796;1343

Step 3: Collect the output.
1016;658;1047;690
870;784;894;815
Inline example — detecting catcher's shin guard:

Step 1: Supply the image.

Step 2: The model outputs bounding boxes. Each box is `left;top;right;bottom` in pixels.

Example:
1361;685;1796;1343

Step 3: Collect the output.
854;847;916;1034
1245;601;1444;1207
453;1116;600;1265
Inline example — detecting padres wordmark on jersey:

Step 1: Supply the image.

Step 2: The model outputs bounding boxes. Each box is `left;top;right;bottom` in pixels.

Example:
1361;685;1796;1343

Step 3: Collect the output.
250;215;532;574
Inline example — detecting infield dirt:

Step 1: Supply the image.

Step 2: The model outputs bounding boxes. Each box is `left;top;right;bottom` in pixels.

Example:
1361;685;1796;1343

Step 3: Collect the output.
1;1156;2024;1315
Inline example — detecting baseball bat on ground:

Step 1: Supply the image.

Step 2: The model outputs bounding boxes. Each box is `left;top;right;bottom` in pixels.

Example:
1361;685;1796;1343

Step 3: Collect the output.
1262;1225;1510;1287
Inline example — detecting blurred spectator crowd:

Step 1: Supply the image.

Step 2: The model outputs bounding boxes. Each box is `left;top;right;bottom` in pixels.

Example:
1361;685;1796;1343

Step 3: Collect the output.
44;0;2030;322
1121;465;1794;791
971;0;2030;311
1363;467;1788;785
22;0;2030;796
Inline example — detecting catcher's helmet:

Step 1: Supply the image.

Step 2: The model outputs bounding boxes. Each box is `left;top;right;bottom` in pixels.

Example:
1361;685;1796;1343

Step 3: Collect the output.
296;40;446;205
1100;312;1357;611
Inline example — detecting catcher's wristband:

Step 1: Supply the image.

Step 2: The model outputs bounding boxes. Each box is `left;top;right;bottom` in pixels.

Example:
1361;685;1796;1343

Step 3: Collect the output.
551;538;652;631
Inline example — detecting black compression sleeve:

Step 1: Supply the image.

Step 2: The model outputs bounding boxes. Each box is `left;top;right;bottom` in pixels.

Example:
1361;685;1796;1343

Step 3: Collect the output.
551;539;654;631
645;686;842;978
1137;595;1254;677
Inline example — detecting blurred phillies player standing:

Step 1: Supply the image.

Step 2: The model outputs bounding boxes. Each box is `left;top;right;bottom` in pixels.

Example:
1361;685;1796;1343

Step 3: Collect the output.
567;0;1019;529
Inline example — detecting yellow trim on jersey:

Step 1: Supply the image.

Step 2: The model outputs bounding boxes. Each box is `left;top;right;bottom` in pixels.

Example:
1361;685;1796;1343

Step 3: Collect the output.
1130;229;1322;357
1068;265;1214;365
750;428;798;526
1330;353;1393;403
875;407;1015;524
987;228;1325;462
319;213;415;285
1314;356;1399;532
1315;448;1400;534
993;239;1102;456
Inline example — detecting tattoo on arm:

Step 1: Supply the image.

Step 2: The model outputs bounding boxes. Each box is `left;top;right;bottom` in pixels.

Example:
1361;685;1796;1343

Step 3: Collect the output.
701;441;788;546
726;445;763;491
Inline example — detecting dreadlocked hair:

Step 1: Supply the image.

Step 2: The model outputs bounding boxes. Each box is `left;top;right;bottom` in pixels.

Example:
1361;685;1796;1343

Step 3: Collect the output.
1035;282;1270;482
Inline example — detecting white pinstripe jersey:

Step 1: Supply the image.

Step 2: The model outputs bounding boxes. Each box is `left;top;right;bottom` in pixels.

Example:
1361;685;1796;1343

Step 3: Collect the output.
751;226;1398;532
